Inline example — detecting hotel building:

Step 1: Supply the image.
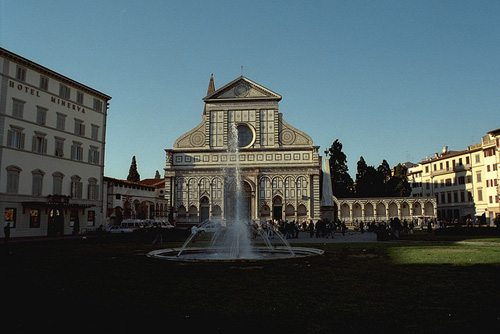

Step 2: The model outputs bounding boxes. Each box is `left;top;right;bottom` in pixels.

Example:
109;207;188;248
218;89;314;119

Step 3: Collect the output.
1;47;111;238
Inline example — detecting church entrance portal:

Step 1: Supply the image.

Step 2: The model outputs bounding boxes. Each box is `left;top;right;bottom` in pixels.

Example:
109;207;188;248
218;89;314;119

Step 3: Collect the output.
273;197;283;221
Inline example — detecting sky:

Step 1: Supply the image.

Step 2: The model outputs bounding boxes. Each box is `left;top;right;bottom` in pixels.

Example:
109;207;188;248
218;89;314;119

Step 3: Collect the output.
1;0;499;179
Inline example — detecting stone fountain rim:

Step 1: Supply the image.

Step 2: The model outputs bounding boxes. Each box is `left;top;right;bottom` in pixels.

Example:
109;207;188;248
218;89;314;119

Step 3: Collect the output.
147;246;324;262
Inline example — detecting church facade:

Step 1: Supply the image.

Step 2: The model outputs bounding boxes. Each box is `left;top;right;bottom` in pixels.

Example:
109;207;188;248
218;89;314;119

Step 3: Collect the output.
164;75;322;226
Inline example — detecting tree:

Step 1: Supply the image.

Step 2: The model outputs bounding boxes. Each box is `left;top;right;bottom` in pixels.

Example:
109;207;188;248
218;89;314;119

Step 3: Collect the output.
355;156;380;197
389;163;411;197
327;139;353;198
127;156;140;182
376;159;392;196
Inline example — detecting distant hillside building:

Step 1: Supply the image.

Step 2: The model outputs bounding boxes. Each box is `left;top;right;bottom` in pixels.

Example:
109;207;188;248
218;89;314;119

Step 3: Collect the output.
0;47;111;238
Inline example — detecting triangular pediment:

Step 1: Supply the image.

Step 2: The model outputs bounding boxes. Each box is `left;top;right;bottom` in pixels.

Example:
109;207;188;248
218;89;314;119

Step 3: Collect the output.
203;76;282;102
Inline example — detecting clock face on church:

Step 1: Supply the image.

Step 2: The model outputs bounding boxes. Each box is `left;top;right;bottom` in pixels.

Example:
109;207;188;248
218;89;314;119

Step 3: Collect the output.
236;124;255;148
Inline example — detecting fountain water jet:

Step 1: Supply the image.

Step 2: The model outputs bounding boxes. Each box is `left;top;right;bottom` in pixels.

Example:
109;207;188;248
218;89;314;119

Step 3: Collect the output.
148;122;323;262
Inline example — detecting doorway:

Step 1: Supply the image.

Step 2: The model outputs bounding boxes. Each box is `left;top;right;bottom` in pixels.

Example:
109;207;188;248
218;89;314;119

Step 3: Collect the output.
48;208;64;237
273;197;282;221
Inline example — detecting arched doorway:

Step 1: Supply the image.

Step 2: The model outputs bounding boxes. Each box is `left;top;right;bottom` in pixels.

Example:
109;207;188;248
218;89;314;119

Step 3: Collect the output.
424;202;434;216
48;208;64;237
389;203;398;218
414;202;422;216
273;197;283;221
261;205;271;220
297;204;307;221
285;204;295;220
225;180;252;221
200;196;210;223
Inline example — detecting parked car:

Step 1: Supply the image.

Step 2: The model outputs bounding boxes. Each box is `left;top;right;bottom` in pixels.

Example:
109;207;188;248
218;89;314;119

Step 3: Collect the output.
121;219;148;230
197;221;221;233
159;221;175;229
105;225;134;234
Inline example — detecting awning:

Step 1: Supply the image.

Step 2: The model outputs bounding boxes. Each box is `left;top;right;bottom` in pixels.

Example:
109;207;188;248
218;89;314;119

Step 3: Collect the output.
22;201;94;209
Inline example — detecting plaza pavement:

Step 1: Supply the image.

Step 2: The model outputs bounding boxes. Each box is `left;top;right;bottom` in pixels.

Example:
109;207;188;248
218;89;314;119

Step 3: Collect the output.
282;231;377;243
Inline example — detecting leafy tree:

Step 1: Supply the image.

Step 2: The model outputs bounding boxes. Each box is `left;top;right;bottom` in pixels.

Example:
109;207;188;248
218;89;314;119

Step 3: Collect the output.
389;163;411;197
355;156;380;197
127;156;140;182
376;159;392;196
327;139;353;198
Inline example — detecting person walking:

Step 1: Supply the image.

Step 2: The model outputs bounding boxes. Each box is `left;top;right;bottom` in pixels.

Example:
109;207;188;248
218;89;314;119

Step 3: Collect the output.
3;222;11;244
152;224;163;245
341;221;347;236
309;220;315;238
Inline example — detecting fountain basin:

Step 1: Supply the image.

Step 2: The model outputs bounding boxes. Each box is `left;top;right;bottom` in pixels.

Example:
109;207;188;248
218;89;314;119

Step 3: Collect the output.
147;246;324;262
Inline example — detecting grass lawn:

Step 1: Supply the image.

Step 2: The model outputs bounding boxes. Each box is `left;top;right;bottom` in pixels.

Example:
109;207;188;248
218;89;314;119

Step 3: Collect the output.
1;234;500;333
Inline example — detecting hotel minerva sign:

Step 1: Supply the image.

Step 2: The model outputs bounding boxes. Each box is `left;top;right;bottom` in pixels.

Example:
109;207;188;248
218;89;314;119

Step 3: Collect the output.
9;80;87;113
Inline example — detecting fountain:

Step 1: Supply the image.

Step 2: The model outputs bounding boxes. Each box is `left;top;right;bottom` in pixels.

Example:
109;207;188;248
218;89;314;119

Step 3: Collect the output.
148;122;323;262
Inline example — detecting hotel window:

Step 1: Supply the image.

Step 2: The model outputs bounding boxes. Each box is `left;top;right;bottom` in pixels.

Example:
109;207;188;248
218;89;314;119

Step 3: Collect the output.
7;126;25;149
30;209;41;228
87;210;96;227
88;178;99;200
59;84;71;99
36;107;47;125
31;169;45;196
74;119;85;136
91;124;99;141
476;172;482;182
71;142;83;161
93;98;103;112
39;75;49;91
55;137;65;157
56;113;66;130
475;154;481;163
71;175;83;199
4;208;17;228
32;132;47;154
12;99;25;118
6;165;22;194
77;91;84;104
16;66;27;81
52;172;64;195
477;189;483;201
88;146;100;164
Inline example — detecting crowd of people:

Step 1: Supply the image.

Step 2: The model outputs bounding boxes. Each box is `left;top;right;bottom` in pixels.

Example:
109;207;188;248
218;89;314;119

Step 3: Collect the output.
256;217;443;241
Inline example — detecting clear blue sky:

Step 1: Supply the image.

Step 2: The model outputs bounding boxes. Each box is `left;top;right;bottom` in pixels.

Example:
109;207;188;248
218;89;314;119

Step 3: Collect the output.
2;0;499;179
